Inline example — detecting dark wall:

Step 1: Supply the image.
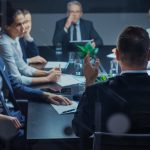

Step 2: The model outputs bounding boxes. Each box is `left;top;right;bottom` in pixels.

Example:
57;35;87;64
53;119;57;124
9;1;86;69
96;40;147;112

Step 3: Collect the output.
4;0;150;13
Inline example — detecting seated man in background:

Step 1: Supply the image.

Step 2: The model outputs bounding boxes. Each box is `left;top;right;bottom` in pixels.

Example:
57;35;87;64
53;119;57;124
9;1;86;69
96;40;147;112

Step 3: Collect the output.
53;0;103;48
0;9;61;86
146;8;150;37
19;9;47;64
72;26;150;138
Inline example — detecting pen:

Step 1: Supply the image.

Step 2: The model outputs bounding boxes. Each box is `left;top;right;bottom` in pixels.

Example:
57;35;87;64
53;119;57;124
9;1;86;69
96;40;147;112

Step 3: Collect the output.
55;64;61;72
62;109;76;114
65;62;69;69
59;64;61;72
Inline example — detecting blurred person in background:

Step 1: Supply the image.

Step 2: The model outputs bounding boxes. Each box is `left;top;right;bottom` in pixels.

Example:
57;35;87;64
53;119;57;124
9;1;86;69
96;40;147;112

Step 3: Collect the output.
53;0;103;49
146;8;150;37
19;9;47;64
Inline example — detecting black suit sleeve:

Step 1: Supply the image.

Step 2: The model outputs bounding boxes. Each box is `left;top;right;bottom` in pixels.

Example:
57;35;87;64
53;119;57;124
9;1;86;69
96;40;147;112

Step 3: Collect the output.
52;20;69;46
89;22;103;47
25;41;39;58
10;76;44;102
72;87;94;138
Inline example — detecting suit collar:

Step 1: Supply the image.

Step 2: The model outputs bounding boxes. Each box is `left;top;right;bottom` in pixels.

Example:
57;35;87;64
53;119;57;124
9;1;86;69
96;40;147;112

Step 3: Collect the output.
120;72;149;78
121;70;147;74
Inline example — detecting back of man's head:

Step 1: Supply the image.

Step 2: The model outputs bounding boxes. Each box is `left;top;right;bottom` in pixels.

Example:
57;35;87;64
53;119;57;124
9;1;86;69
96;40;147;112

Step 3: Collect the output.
117;26;150;68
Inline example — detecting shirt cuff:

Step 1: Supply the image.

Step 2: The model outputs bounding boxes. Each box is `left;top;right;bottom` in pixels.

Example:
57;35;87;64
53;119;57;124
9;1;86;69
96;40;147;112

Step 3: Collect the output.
26;58;30;64
64;27;68;33
24;35;34;42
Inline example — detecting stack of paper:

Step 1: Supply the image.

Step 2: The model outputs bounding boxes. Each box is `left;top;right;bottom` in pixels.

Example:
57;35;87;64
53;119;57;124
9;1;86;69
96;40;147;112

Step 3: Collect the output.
44;61;68;69
57;74;85;87
106;53;115;58
51;101;78;114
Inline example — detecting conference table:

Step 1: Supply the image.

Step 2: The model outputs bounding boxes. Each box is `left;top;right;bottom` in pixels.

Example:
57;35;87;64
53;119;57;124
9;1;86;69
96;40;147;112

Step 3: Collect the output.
27;84;83;140
26;45;115;149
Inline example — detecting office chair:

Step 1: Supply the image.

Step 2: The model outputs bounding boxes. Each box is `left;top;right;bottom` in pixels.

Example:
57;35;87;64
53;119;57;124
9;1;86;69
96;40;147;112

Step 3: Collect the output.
93;113;150;150
0;118;18;150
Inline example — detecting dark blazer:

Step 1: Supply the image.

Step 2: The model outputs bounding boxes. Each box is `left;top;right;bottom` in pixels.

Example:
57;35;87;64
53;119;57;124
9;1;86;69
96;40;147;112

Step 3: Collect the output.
72;73;150;138
19;38;39;62
0;58;19;110
53;18;103;47
0;57;43;102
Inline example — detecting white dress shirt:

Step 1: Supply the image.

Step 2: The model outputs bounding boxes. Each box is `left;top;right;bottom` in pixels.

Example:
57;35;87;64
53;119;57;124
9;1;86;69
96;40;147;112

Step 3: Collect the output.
146;28;150;38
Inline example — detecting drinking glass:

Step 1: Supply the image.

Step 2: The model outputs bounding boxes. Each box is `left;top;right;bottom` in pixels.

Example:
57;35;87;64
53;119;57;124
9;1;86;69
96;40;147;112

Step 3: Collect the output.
109;59;118;76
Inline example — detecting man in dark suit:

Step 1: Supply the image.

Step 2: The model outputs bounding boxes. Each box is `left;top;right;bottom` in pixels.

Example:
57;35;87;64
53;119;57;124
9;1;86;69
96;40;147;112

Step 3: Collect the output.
52;0;103;48
72;26;150;138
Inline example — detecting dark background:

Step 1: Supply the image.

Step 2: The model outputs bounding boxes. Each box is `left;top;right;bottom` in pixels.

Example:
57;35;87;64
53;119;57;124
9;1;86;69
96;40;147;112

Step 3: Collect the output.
1;0;150;13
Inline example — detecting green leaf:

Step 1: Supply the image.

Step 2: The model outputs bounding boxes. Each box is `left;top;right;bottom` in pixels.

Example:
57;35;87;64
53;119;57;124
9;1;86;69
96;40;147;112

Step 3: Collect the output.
76;42;99;58
96;74;108;83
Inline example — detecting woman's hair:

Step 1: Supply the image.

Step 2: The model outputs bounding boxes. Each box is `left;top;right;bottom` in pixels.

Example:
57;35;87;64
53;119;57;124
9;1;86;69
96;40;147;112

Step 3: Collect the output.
6;9;23;26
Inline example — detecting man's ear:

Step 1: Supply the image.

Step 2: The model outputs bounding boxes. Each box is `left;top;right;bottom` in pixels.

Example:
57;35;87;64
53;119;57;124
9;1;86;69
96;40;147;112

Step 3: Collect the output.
148;49;150;61
115;48;120;61
80;11;83;18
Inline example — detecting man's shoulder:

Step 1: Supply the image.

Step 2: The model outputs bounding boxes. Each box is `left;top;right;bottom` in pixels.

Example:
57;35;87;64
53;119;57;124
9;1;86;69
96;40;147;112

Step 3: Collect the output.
80;18;92;25
86;79;110;92
86;76;123;92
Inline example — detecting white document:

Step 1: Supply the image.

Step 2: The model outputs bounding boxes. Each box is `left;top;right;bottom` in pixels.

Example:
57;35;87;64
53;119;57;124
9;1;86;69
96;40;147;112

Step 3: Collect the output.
51;101;78;114
57;74;85;87
147;70;150;75
44;61;68;69
73;75;85;83
106;53;116;58
147;61;150;69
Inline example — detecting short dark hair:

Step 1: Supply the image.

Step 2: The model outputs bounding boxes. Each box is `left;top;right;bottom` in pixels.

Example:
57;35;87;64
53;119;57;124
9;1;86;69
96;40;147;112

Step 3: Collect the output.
6;9;23;26
117;26;150;67
22;9;31;16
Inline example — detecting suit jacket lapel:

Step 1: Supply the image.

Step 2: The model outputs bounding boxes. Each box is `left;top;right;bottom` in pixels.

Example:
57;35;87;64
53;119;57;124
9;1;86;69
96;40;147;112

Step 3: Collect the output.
80;19;85;40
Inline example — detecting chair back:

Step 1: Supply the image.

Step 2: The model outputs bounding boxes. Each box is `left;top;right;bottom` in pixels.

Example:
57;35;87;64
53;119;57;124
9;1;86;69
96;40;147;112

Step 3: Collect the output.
93;131;150;150
93;113;150;150
0;118;18;141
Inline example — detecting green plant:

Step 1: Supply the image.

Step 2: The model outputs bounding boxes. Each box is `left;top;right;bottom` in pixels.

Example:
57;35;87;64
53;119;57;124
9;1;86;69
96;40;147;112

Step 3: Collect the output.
76;42;99;58
96;74;108;83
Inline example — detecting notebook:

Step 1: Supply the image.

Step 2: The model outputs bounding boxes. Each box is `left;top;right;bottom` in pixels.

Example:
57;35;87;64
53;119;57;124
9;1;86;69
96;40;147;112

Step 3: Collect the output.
51;101;78;114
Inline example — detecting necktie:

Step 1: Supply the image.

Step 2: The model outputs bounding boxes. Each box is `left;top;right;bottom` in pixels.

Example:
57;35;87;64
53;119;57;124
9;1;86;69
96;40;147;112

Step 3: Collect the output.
73;24;77;41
